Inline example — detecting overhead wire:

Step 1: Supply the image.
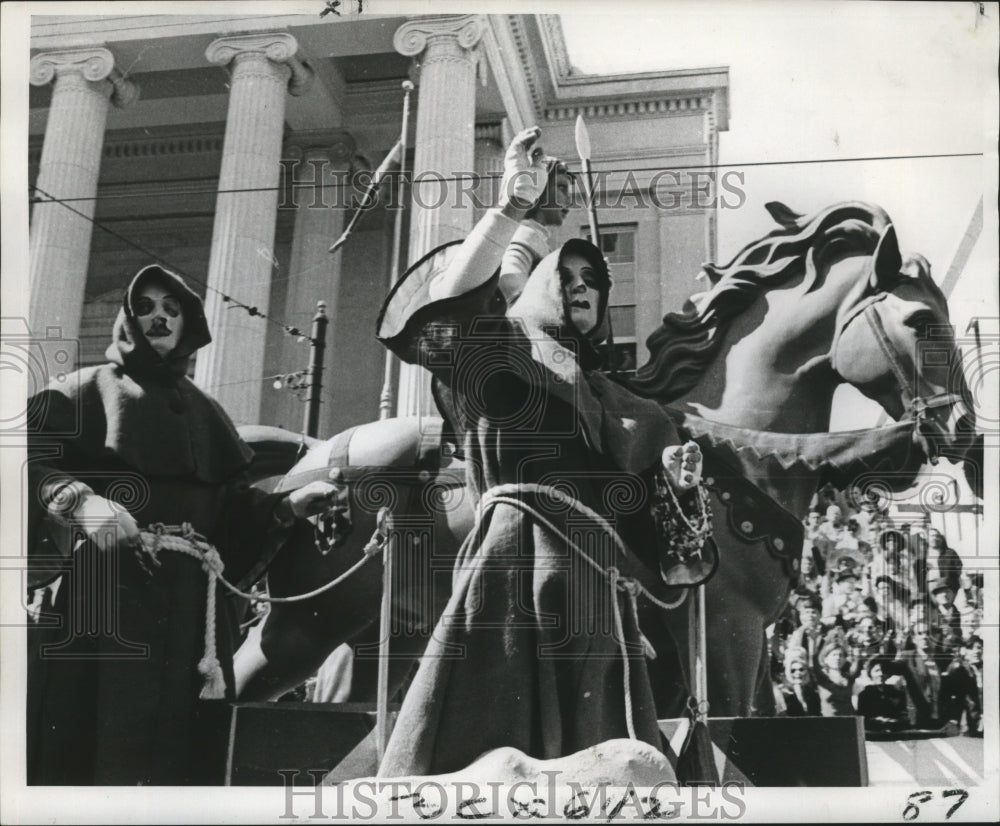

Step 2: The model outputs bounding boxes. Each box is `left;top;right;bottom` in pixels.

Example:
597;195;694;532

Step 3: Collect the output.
27;148;985;359
26;151;983;206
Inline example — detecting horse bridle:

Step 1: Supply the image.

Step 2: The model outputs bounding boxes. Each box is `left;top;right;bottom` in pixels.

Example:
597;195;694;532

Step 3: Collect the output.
830;291;964;461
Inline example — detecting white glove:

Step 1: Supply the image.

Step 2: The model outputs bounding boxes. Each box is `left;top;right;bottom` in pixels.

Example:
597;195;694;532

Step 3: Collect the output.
661;441;703;492
70;492;142;554
498;126;549;216
285;480;342;520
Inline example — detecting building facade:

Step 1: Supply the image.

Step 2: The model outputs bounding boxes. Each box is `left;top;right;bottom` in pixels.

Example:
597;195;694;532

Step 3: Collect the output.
28;12;729;436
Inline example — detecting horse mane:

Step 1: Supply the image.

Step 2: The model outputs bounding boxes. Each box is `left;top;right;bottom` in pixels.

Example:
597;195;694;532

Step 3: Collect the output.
627;201;895;402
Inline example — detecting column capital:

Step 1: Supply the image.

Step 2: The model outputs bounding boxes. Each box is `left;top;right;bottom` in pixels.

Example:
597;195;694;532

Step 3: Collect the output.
393;15;487;59
206;32;314;96
285;129;356;167
30;47;138;107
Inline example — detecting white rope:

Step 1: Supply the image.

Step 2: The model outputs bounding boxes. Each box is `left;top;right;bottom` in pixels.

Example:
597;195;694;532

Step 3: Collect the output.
609;568;638;740
480;485;689;612
137;521;382;699
144;524;226;699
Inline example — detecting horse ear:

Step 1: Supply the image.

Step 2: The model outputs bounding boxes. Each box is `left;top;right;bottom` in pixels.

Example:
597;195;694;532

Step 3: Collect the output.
871;224;902;288
765;202;802;228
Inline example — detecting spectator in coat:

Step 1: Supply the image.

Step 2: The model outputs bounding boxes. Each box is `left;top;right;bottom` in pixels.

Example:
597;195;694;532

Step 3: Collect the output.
814;632;862;717
777;647;821;716
896;622;944;728
941;635;983;736
804;509;830;571
856;655;908;733
873;574;909;642
822;566;863;628
928;578;963;667
924;529;963;594
787;593;826;666
798;548;823;593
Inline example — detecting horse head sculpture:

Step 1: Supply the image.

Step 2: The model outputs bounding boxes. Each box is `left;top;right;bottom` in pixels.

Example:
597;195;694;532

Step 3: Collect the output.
632;201;977;497
828;220;977;475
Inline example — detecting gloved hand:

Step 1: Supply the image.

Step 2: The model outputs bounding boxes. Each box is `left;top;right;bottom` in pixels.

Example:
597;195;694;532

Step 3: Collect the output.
661;441;703;492
70;492;142;554
498;126;550;217
281;480;343;521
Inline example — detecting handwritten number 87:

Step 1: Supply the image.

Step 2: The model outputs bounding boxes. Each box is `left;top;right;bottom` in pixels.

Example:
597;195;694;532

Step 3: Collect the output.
903;789;969;821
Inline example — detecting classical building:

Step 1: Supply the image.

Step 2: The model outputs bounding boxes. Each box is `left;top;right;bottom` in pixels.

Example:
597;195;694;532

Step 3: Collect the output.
28;12;729;435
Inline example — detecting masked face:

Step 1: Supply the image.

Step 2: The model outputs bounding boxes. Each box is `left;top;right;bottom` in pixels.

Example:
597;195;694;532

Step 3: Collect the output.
560;251;601;335
134;283;184;357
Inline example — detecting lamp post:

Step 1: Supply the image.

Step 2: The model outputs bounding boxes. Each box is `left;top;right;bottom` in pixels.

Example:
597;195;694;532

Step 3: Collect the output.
303;301;328;438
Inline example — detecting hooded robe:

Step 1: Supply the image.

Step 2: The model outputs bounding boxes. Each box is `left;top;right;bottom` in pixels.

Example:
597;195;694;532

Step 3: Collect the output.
26;265;292;785
376;226;691;778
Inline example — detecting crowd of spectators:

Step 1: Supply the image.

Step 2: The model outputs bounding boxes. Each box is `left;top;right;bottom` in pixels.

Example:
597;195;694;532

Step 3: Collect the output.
769;485;984;737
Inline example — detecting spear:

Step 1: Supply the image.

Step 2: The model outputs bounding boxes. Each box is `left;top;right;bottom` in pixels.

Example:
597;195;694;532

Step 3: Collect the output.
574;114;601;247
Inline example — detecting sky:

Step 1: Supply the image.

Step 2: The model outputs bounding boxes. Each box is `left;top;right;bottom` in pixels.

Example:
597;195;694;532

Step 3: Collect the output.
561;1;998;432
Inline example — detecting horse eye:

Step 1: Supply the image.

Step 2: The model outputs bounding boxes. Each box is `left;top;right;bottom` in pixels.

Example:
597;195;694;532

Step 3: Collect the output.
904;311;936;337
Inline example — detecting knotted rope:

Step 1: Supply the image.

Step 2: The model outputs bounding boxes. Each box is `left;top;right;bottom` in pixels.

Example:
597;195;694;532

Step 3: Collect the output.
143;523;227;699
472;483;689;740
138;517;386;700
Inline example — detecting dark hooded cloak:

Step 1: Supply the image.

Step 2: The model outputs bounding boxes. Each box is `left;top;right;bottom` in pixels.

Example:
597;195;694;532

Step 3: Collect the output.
26;265;291;785
375;239;689;778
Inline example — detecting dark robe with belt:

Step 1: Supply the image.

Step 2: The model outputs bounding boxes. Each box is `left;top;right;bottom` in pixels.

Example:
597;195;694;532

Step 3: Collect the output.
27;266;291;785
375;241;690;777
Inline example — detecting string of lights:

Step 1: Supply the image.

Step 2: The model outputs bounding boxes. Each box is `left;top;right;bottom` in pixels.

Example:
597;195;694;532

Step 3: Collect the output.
30;184;319;347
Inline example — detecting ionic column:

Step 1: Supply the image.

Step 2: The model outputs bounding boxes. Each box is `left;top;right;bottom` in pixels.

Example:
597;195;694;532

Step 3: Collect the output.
273;132;355;436
195;33;314;426
473;123;505;223
393;15;487;417
29;48;137;346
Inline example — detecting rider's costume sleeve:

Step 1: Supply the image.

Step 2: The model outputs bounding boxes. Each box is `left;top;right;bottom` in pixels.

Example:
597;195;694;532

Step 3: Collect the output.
498;218;550;305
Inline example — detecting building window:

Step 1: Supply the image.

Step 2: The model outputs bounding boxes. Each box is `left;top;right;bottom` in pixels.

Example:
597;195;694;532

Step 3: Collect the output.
583;224;637;374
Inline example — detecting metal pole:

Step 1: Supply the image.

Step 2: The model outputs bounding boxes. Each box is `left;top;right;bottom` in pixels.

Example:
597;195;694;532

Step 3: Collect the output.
375;509;394;764
375;80;414;766
967;317;983;385
303;301;328;439
378;80;414;421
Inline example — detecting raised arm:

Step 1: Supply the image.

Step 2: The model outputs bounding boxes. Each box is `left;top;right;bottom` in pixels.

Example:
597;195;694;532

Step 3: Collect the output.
428;127;549;301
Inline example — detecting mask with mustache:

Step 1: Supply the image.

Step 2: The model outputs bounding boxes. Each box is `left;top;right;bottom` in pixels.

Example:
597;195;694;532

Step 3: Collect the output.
133;284;185;358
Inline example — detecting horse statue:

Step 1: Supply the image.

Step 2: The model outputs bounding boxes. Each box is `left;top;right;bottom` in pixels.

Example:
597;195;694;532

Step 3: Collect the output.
234;201;977;718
